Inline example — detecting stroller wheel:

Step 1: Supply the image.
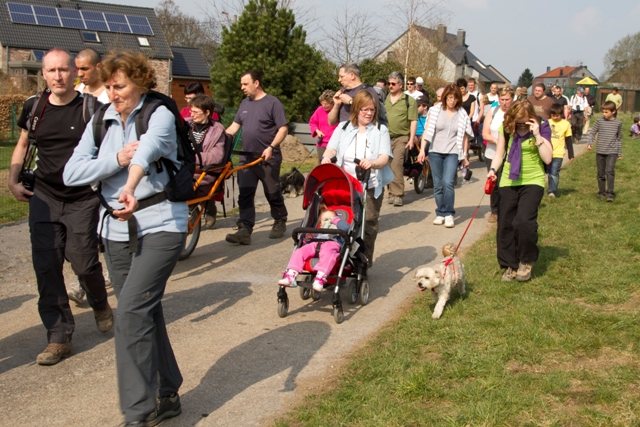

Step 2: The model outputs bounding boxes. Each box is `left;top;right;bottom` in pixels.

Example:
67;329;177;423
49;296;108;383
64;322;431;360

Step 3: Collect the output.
333;305;344;324
311;288;322;301
359;280;370;305
299;286;311;300
414;170;426;194
277;296;289;318
347;279;359;304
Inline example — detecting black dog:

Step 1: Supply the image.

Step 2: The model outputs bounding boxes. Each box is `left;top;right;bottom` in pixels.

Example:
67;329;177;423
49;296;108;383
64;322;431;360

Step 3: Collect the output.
280;168;305;198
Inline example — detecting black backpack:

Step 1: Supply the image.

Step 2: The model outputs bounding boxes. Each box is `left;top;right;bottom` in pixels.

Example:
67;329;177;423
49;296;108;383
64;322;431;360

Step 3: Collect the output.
362;84;388;127
92;90;197;202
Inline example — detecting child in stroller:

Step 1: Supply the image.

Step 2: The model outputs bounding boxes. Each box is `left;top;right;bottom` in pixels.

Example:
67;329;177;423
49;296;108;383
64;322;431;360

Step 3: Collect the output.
278;206;349;292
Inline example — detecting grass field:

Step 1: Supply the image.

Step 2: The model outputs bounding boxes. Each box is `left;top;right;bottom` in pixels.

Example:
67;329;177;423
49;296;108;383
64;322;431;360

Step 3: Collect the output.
275;113;640;427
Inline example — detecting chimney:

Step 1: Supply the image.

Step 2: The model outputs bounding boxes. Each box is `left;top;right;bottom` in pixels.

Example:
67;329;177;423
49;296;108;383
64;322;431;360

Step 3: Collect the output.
457;29;466;47
560;69;564;76
437;25;447;41
546;66;550;72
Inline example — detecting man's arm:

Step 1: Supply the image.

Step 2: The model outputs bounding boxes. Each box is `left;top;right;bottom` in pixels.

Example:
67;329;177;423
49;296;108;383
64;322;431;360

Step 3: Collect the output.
8;129;33;202
407;120;417;149
226;121;241;136
262;125;288;161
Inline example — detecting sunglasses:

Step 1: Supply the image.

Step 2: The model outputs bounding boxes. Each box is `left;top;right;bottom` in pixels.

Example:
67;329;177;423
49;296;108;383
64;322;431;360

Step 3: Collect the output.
516;122;529;127
389;82;400;86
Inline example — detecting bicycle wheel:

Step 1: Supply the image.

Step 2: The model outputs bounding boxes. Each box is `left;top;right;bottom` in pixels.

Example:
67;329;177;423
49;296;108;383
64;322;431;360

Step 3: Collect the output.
179;204;202;260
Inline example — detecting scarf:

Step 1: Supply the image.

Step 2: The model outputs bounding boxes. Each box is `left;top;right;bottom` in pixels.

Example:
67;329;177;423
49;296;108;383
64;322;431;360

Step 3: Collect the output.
507;121;551;180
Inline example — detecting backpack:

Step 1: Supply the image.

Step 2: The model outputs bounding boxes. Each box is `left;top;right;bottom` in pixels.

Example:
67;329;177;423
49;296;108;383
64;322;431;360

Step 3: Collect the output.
362;84;388;127
92;90;196;202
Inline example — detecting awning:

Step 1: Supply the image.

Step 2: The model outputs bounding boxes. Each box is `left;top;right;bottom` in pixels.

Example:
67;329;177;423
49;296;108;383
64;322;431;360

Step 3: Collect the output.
576;77;598;85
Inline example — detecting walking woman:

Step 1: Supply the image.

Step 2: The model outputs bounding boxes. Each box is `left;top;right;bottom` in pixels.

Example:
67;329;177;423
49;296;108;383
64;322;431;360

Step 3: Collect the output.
487;99;553;282
417;84;473;228
64;50;186;426
321;90;393;267
482;86;515;223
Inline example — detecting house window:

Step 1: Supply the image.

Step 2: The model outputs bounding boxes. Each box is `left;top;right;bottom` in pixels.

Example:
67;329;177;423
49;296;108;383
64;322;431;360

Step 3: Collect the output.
138;37;150;47
81;31;100;43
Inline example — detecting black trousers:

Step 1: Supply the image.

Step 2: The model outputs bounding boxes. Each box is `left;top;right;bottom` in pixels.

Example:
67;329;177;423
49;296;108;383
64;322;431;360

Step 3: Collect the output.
596;153;617;198
484;156;501;215
29;191;108;343
570;111;585;140
237;161;288;232
497;185;544;270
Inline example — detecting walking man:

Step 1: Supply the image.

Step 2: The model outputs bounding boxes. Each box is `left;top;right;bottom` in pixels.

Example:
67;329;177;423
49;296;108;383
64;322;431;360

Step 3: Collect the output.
605;87;623;117
385;71;417;207
569;88;589;141
329;63;385;126
7;49;111;365
74;47;109;103
528;83;554;120
404;76;423;100
583;87;596;135
225;70;288;245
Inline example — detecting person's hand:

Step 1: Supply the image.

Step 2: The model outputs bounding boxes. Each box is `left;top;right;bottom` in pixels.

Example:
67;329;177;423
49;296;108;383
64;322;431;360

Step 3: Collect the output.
587;145;592;151
315;130;325;138
262;146;273;161
568;158;574;163
618;156;622;160
8;182;33;202
337;92;352;105
113;188;138;221
529;119;540;137
358;158;373;170
333;90;344;105
460;157;470;168
321;156;332;164
487;169;497;181
117;141;139;167
417;151;426;164
406;139;414;150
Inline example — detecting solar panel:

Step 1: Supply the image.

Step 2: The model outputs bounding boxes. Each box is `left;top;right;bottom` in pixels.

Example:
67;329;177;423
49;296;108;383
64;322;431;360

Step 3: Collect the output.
7;2;36;24
126;15;153;35
58;8;85;29
33;5;61;27
82;11;108;31
104;13;130;33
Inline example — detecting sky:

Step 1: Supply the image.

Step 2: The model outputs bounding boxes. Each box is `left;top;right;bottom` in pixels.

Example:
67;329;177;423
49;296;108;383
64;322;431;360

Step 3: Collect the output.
113;0;640;85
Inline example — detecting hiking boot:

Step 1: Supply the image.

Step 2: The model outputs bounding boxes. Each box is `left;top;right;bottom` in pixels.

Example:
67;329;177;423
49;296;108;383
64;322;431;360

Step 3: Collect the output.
606;196;614;203
269;219;287;239
393;197;403;207
433;216;445;225
548;193;556;198
278;269;298;288
444;215;455;228
488;213;498;223
501;267;517;282
94;303;114;333
203;214;216;229
597;194;606;200
312;272;327;292
36;342;72;365
145;393;181;427
387;194;395;204
516;262;533;282
67;279;85;305
226;223;251;245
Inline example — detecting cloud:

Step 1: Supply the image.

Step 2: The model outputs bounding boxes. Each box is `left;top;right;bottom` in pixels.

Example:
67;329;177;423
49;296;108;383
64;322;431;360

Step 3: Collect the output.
571;7;599;36
458;0;489;10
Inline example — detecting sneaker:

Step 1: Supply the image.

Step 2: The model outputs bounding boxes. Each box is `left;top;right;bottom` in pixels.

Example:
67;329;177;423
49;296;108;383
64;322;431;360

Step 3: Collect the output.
67;279;85;305
488;213;498;223
516;262;533;282
278;269;298;288
501;267;517;282
387;195;395;204
548;193;556;198
226;223;251;245
393;197;403;207
312;273;327;292
598;194;606;200
408;178;413;185
606;196;614;203
94;303;114;333
461;180;470;185
444;215;454;228
36;342;72;365
433;216;445;225
203;214;216;229
269;219;287;239
145;393;181;427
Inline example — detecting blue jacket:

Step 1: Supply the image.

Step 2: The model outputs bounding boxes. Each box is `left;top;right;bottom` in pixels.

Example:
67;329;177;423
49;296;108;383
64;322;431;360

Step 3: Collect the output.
63;95;188;242
327;121;394;199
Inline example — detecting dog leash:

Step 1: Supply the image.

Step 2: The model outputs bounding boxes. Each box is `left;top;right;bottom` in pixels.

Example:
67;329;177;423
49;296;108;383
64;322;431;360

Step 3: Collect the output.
452;191;488;255
293;137;321;170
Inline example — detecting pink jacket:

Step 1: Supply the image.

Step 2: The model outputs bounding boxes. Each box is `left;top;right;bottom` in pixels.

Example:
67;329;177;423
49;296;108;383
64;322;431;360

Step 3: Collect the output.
193;121;227;189
309;106;338;147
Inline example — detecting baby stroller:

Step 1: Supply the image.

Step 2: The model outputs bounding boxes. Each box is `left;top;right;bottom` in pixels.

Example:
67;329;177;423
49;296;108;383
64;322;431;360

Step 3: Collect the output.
403;140;431;194
277;163;369;324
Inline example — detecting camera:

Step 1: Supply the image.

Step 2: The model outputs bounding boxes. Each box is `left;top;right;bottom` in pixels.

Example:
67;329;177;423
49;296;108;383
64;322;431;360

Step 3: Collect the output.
19;169;35;192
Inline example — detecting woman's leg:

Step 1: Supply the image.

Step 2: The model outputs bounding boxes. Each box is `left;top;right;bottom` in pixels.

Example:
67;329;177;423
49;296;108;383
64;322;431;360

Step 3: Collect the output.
512;185;544;264
429;153;445;216
441;153;459;217
364;188;383;265
108;232;186;423
497;186;520;270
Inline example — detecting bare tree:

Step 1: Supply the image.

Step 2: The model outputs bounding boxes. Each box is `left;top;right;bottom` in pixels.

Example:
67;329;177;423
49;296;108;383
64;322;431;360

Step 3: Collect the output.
319;6;388;65
602;31;640;88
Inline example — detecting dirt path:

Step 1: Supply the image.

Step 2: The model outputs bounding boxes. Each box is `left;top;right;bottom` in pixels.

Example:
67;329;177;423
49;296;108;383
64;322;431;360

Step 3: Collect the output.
0;150;585;426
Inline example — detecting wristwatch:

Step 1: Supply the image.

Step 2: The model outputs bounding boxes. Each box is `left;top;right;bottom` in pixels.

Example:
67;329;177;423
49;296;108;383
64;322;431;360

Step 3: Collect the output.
349;99;353;105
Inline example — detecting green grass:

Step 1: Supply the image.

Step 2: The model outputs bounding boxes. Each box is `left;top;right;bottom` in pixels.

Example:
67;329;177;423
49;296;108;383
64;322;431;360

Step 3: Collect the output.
275;113;640;427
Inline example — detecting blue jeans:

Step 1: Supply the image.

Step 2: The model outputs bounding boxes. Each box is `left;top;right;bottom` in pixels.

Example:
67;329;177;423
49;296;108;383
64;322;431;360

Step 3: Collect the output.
429;152;459;217
547;157;563;195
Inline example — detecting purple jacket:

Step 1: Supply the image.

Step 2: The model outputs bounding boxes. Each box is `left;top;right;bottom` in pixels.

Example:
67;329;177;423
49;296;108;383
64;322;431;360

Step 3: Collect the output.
193;121;226;188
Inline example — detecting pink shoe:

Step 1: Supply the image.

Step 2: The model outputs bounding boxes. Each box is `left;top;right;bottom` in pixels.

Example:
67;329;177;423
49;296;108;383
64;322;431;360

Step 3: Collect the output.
312;272;327;292
278;270;298;288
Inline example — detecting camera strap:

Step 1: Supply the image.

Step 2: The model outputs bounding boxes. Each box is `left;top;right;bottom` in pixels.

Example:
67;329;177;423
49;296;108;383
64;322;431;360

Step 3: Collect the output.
21;89;51;174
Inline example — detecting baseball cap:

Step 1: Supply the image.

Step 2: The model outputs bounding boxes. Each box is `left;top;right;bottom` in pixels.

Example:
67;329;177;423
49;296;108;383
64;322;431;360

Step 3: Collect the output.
416;77;424;85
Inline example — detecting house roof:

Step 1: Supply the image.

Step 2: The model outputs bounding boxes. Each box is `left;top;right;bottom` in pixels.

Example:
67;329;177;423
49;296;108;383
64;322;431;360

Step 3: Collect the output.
0;0;172;59
171;46;209;79
536;66;577;78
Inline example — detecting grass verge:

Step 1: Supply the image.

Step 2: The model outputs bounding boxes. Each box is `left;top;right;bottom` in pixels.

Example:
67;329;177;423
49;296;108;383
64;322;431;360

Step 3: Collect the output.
275;114;640;427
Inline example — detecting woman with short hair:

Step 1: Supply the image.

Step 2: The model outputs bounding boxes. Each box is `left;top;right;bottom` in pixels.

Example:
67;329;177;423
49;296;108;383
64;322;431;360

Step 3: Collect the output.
309;89;338;163
64;50;186;426
418;84;473;228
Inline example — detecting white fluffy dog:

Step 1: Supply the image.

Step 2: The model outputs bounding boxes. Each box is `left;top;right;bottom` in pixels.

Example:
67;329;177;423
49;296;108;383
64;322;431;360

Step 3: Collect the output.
415;243;466;319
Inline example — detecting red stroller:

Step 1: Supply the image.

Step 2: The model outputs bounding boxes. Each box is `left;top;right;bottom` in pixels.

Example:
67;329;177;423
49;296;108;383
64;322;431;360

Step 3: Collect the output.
277;164;370;324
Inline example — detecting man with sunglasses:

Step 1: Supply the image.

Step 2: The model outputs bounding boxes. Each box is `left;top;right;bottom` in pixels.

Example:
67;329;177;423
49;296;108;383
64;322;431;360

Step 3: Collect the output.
404;76;424;100
386;71;418;207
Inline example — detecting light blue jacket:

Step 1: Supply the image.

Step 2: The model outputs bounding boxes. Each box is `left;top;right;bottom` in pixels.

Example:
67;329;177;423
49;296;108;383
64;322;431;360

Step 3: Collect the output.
327;121;394;199
63;95;188;242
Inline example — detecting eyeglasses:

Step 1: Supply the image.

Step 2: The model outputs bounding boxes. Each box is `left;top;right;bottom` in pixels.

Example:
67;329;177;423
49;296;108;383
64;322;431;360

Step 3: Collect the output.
360;108;376;114
190;109;204;115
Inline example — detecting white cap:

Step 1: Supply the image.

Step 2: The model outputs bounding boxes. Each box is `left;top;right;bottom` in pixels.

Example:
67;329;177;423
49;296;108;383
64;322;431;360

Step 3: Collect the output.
416;77;424;84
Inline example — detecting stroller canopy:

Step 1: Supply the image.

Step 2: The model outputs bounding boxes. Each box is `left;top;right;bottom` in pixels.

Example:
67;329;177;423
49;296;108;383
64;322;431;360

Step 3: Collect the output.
303;164;364;210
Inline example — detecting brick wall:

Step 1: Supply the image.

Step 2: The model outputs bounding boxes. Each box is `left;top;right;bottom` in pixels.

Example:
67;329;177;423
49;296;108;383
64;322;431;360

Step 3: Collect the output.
150;59;170;95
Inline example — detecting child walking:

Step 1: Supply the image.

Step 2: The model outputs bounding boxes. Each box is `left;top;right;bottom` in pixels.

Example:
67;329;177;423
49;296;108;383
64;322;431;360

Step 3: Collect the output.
587;101;622;202
547;103;574;198
278;208;349;292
